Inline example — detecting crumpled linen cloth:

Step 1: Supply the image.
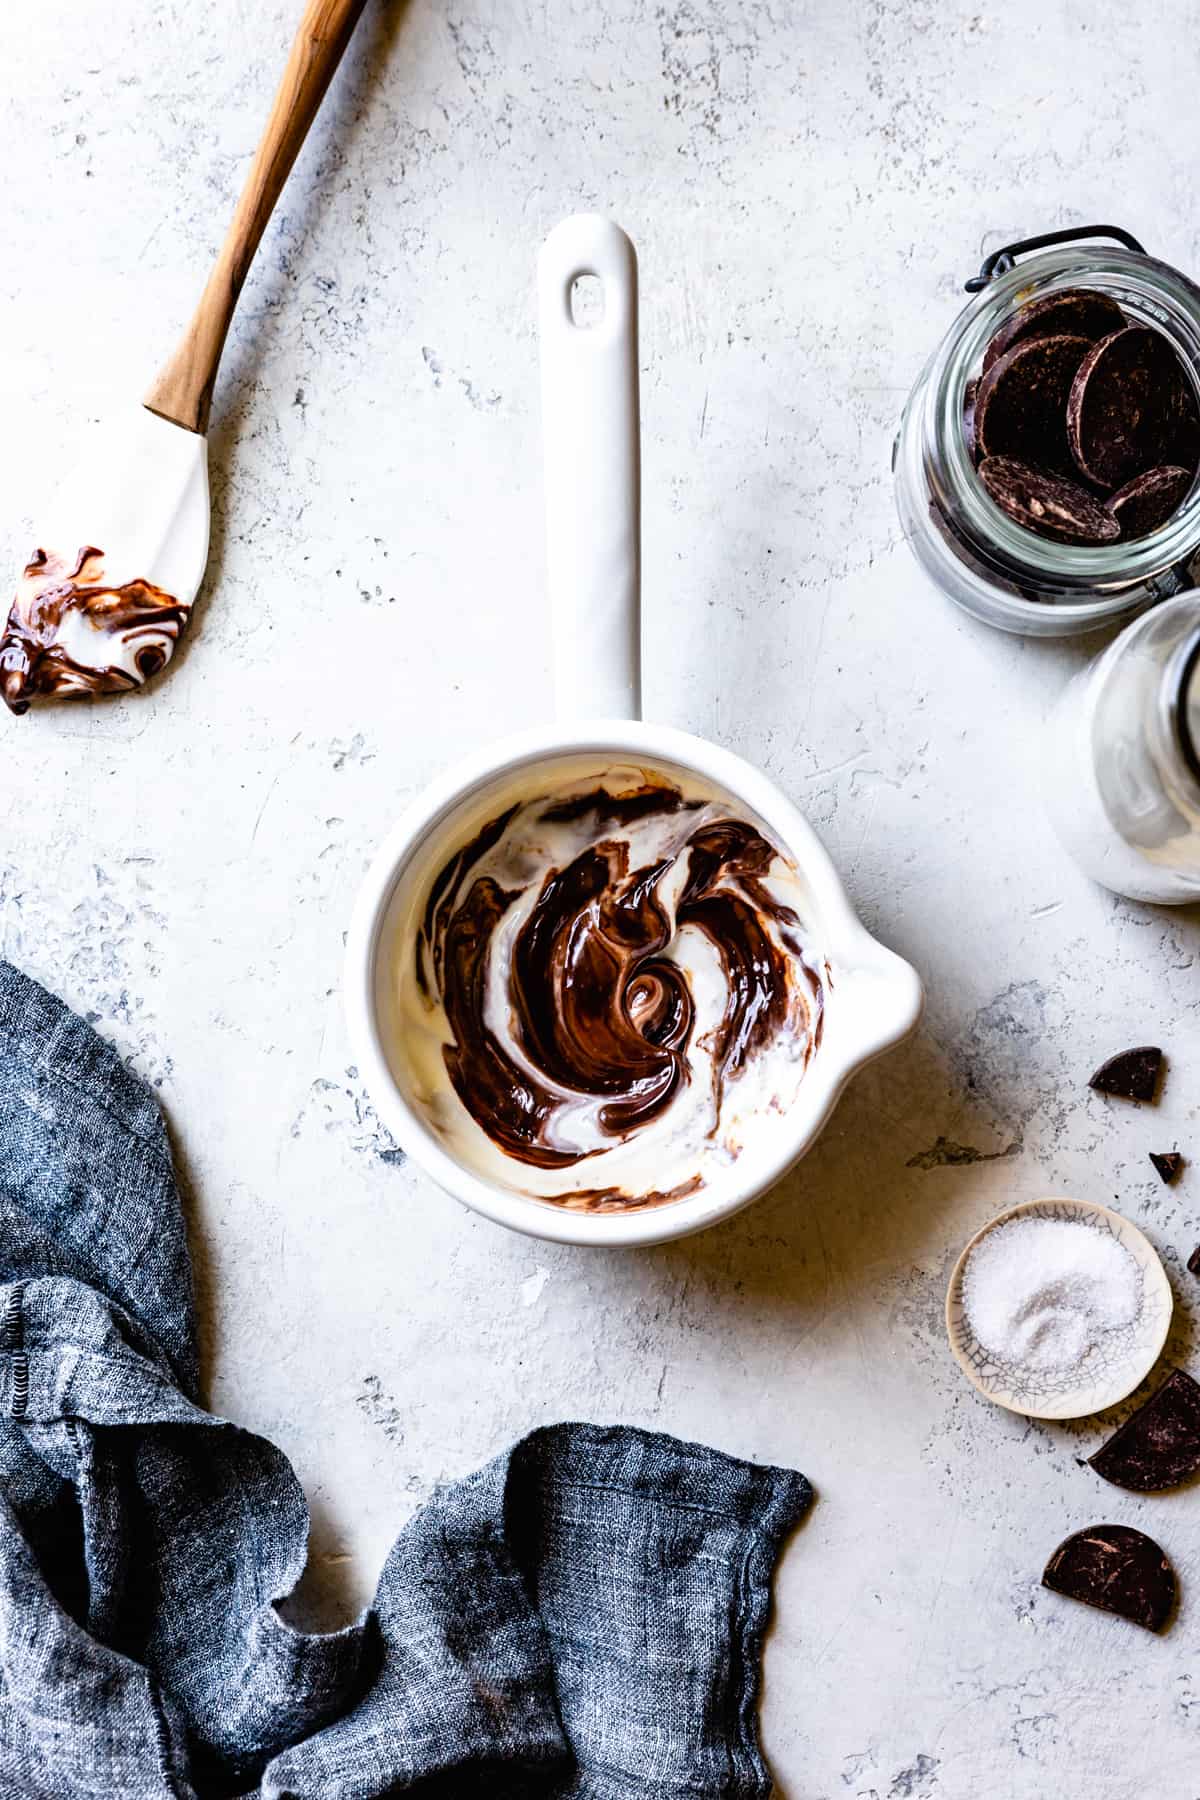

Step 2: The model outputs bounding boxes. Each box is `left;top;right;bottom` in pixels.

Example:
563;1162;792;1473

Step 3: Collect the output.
0;960;811;1798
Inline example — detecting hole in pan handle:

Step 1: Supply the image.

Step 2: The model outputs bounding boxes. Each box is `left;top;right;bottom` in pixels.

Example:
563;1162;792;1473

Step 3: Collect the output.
538;215;642;723
963;224;1147;293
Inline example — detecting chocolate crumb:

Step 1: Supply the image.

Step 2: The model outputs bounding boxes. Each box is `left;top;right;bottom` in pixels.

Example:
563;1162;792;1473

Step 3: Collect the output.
1088;1046;1163;1103
1067;326;1196;489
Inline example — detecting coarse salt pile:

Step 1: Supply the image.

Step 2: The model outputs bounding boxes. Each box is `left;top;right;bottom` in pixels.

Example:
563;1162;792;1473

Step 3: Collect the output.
962;1215;1143;1373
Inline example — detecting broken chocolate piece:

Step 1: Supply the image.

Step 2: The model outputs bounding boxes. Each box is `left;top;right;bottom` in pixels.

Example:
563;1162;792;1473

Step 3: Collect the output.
1088;1369;1200;1492
979;456;1120;545
1042;1525;1175;1632
1067;326;1196;488
1108;465;1193;540
1188;1245;1200;1278
1149;1150;1184;1184
963;378;979;463
976;334;1092;474
982;288;1127;373
1088;1045;1163;1102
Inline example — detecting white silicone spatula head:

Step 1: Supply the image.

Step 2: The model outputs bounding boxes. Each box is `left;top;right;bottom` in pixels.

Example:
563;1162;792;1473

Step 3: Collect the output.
0;413;210;714
0;0;369;716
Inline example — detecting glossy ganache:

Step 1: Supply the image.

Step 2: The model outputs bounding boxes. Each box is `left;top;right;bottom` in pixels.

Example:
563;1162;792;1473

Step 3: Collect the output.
413;778;824;1209
0;546;190;714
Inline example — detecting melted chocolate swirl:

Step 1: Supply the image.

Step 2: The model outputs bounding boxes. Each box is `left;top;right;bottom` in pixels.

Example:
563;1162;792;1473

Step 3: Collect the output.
414;780;823;1201
1;546;189;715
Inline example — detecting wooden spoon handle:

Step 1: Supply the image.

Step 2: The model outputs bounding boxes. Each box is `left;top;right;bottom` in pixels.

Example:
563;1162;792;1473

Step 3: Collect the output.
144;0;370;435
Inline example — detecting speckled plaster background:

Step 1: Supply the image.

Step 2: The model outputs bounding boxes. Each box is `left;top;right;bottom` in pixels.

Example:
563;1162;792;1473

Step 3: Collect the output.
2;2;1200;1794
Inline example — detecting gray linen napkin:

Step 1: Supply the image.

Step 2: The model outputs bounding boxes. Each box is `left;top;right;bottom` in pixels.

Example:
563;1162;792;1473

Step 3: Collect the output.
0;960;810;1798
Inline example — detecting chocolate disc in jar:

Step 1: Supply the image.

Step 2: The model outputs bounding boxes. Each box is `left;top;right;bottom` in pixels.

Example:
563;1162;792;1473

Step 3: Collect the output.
1067;325;1197;488
978;455;1120;545
1107;464;1193;540
975;334;1091;474
982;287;1127;373
1168;374;1200;468
963;377;979;463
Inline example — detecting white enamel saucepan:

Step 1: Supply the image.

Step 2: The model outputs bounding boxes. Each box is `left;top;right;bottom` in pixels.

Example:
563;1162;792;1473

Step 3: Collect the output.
345;215;922;1248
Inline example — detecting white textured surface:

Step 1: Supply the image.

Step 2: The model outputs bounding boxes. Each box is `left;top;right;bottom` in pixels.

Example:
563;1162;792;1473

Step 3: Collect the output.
2;3;1200;1794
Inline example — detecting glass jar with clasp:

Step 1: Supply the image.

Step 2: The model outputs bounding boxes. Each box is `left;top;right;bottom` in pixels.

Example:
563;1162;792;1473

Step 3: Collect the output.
894;226;1200;637
1043;592;1200;902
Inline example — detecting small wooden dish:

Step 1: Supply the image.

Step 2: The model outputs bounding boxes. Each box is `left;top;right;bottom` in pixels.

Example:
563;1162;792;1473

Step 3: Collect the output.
945;1196;1173;1421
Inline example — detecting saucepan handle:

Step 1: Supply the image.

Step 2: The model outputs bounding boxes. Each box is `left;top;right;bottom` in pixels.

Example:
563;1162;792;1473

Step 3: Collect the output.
538;215;642;722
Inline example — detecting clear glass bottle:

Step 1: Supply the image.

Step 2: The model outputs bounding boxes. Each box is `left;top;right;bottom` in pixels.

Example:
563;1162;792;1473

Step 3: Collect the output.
894;231;1200;638
1043;593;1200;902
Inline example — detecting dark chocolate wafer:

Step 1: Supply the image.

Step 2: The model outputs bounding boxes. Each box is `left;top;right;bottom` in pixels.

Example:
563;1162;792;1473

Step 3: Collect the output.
979;456;1119;545
1042;1525;1175;1632
982;288;1127;373
977;334;1092;474
1088;1370;1200;1493
963;378;979;464
1068;326;1196;488
1088;1045;1163;1102
1108;465;1193;540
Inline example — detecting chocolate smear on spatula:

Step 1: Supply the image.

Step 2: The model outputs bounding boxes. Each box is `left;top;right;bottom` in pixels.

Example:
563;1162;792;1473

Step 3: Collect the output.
1088;1369;1200;1492
1042;1525;1176;1632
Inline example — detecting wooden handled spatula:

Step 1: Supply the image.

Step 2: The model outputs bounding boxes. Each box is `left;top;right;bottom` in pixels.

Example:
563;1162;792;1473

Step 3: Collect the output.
0;0;369;715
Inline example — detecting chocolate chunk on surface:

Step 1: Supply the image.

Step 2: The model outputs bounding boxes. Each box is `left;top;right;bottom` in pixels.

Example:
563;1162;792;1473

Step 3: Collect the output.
979;456;1120;545
1149;1149;1184;1184
1189;1245;1200;1278
982;288;1128;373
1109;465;1193;540
1088;1370;1200;1492
1089;1045;1163;1102
976;334;1092;474
1068;326;1196;488
1043;1525;1175;1632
